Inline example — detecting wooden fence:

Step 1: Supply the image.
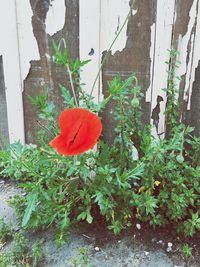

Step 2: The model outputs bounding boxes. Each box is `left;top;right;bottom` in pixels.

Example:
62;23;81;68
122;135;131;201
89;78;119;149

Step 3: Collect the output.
0;0;200;146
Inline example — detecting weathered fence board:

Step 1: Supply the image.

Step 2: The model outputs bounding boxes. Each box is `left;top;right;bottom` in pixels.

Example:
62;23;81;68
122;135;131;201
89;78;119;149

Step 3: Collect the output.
149;0;176;139
0;0;199;144
79;0;101;103
172;0;200;133
0;56;9;147
101;0;157;143
0;0;25;144
21;0;79;143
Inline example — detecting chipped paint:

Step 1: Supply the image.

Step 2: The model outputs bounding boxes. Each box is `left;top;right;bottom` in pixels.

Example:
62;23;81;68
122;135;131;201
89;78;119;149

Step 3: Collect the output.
150;0;176;138
79;0;137;103
79;0;101;103
0;56;9;146
176;0;199;110
45;0;66;36
0;0;24;143
1;0;200;142
186;0;200;110
15;0;40;87
145;23;156;102
100;0;137;54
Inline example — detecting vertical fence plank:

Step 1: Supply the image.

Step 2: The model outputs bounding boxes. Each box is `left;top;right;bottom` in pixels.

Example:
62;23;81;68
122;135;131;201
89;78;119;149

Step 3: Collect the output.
173;0;198;115
0;56;9;147
21;0;79;143
185;0;200;135
79;0;101;103
149;0;176;139
100;0;132;55
171;0;200;135
15;0;40;89
100;0;156;143
184;0;200;110
0;0;25;144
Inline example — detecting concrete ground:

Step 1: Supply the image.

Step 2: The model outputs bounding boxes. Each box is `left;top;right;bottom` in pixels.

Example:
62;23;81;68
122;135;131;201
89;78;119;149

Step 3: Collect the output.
0;179;199;267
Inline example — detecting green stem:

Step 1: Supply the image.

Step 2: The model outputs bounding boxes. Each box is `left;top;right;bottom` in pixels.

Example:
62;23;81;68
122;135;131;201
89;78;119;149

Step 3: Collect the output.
58;38;79;107
74;155;77;165
65;63;79;107
89;0;136;97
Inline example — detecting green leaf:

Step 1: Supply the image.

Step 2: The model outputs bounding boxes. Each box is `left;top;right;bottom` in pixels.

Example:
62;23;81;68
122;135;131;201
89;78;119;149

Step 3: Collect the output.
86;212;93;224
77;211;87;221
67;166;75;177
52;40;64;65
126;162;144;180
59;84;75;108
22;193;37;227
176;154;184;163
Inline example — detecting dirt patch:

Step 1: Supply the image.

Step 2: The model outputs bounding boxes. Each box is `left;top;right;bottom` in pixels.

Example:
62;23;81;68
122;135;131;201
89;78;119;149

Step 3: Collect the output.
0;178;200;267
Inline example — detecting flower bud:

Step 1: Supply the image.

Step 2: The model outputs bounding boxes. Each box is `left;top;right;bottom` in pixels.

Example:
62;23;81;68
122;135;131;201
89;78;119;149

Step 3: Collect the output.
131;98;139;108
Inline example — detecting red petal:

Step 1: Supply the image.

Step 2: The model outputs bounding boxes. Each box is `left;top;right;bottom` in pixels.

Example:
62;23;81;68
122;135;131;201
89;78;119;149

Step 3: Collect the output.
59;108;84;136
50;108;102;156
49;135;69;155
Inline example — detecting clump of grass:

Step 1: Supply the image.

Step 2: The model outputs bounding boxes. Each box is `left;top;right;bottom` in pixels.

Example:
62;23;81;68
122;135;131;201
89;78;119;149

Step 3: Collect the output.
0;217;13;243
0;232;44;267
71;247;92;267
181;243;193;258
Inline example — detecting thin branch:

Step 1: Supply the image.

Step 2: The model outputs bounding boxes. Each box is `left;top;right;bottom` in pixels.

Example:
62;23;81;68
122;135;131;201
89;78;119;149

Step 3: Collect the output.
89;0;136;97
66;63;79;107
58;38;79;107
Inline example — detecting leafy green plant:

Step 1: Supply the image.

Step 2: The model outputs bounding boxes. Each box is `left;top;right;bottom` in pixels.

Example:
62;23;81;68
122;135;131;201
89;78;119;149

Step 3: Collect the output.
28;90;58;145
0;44;199;247
181;243;193;258
0;233;44;267
71;247;92;267
164;49;180;138
0;218;12;243
31;240;44;267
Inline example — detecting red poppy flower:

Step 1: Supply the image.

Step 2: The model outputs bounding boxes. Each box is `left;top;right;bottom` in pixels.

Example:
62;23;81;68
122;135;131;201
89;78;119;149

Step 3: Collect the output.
49;108;103;156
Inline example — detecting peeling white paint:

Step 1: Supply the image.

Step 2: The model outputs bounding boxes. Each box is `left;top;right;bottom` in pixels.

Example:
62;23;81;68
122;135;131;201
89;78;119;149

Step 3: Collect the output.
79;0;136;103
100;0;137;54
1;0;199;144
0;0;24;143
45;0;66;36
176;0;199;110
188;1;200;110
146;23;156;102
99;1;137;104
150;0;176;138
15;0;40;87
79;0;101;103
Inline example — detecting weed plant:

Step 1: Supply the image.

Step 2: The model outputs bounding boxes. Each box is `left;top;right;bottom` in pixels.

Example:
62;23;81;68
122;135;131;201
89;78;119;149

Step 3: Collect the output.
0;45;199;245
0;218;13;243
0;231;44;267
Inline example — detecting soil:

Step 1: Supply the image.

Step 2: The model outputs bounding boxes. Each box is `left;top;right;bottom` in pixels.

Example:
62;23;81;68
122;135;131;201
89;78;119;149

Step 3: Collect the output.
0;178;200;267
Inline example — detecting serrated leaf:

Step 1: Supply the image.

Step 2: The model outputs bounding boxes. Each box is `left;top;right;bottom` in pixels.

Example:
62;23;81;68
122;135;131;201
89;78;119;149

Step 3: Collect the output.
22;193;37;227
